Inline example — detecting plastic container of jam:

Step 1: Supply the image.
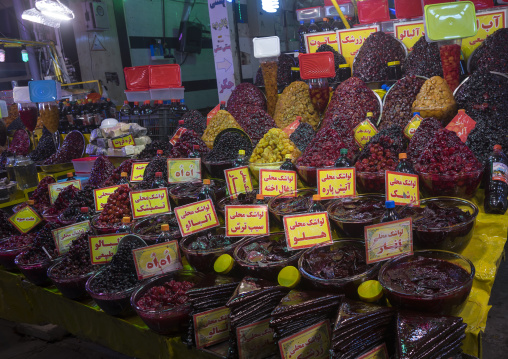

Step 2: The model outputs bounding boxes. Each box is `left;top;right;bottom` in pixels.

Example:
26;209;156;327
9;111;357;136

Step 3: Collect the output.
387;61;402;81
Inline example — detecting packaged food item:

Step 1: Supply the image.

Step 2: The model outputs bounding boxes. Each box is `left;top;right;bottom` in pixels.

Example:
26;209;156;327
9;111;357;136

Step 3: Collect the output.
403;36;443;78
202;110;242;148
274;81;320;130
411;76;457;125
249;128;301;164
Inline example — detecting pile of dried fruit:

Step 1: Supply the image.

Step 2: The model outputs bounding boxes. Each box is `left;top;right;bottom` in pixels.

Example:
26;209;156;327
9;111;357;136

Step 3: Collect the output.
261;60;279;117
168;130;209;158
439;44;461;92
0;210;16;238
43;131;84;164
0;233;35;249
29;128;56;162
249;128;301;163
316;44;347;83
96;185;132;227
103;159;134;187
8;130;30;156
403;37;443;78
88;156;115;189
407;117;442;160
466;115;508;165
136;140;172;160
277;53;296;87
202;110;242;148
181;110;207;136
59;186;96;222
43;185;80;216
227;83;266;111
290;122;315;152
469;28;508;73
138;156;168;190
50;232;94;277
16;222;61;264
412;76;457;125
273;81;320;130
136;280;195;310
30;176;56;214
205;131;253;162
229;106;276;144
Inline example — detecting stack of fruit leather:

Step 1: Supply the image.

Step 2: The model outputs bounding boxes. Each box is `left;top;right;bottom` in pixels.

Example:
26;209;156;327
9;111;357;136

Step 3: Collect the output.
330;299;395;358
270;290;343;341
396;312;467;358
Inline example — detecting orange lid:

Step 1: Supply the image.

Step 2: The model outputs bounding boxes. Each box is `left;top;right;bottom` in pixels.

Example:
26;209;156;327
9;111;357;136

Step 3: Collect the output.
203;179;211;185
161;224;169;231
28;200;34;205
122;217;131;224
67;172;74;177
256;194;264;200
312;194;321;201
494;145;502;151
121;172;127;177
399;153;407;159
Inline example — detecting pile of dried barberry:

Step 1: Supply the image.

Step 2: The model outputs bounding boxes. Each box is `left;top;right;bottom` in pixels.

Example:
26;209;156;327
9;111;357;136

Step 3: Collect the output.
30;176;56;214
290;122;315;152
43;184;80;216
407;117;442;160
316;44;347;83
29;128;56;162
469;28;508;73
16;222;61;264
229;106;276;144
103;159;134;187
43;131;84;164
51;232;94;277
403;37;443;78
181;110;207;137
205;131;253;162
227;83;266;111
88;155;115;189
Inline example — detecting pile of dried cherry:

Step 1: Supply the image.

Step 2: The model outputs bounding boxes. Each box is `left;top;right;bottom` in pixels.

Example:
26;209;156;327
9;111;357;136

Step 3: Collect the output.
403;37;443;78
96;185;132;227
407;117;442;161
50;232;94;277
136;280;195;310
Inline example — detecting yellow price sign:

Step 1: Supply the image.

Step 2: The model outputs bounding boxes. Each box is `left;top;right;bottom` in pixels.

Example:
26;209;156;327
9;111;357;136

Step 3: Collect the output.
224;166;253;198
132;241;183;280
283;212;333;251
357;343;389;359
462;9;507;60
52;221;90;255
9;206;42;234
354;119;378;148
337;25;380;66
385;171;419;207
111;134;135;149
304;31;339;53
130;188;171;220
225;205;269;237
317;168;356;200
236;319;277;359
259;169;297;198
167;158;201;184
94;185;127;212
174;199;220;236
48;180;82;204
193;306;231;349
88;233;125;265
365;218;413;264
393;20;425;52
130;162;149;182
278;320;331;359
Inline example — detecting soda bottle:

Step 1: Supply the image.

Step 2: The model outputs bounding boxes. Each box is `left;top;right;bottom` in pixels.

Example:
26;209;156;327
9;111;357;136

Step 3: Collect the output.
116;217;131;233
179;99;189;112
156;149;164;158
76;207;91;222
197;179;216;203
143;100;154;115
280;154;297;171
232;149;248;168
395;153;416;174
331;16;344;31
106;98;116;118
156;224;173;244
308;194;325;213
255;194;265;204
484;145;508;215
66;172;76;181
152;172;166;189
335;148;352;167
380;201;400;223
307;19;319;34
297;20;308;53
188;144;201;158
119;172;129;185
120;100;131;116
131;101;141;115
320;18;331;32
220;101;226;110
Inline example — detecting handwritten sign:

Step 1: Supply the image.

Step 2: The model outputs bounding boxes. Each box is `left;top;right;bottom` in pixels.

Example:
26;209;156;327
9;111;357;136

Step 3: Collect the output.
462;9;507;60
304;31;338;54
130;162;149;182
365;218;413;264
193;306;231;349
48;180;82;204
132;241;182;280
89;233;125;265
283;212;333;251
130;188;171;220
385;171;419;207
358;343;389;359
224;166;253;198
354;119;378;148
337;26;380;66
259;169;297;198
394;21;425;52
283;118;301;136
225;205;269;237
52;221;90;255
278;320;331;359
111;134;135;149
236;319;277;359
174;199;220;236
9;206;42;234
404;114;423;139
317;168;356;200
167;158;201;184
94;185;125;212
170;127;187;146
207;104;221;126
445;110;476;143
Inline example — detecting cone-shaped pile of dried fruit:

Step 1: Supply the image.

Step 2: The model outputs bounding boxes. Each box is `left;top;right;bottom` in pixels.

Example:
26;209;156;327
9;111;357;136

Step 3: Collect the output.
289;122;315;152
43;130;85;164
29;128;56;162
169;129;209;158
273;81;320;130
8;129;30;156
249;128;301;164
138;155;168;190
412;76;457;125
469;28;508;73
88;155;115;189
407;117;442;160
227;83;267;112
181;110;207;137
30;176;56;214
59;186;96;222
0;209;16;238
103;159;135;187
202;110;242;148
50;231;94;278
466;113;508;165
96;185;132;227
136;140;172;160
403;36;443;78
43;184;80;217
16;222;61;265
229;106;276;144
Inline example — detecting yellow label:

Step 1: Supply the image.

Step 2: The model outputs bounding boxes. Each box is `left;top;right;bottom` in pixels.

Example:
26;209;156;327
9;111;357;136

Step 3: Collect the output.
48;180;82;204
111;134;135;149
89;233;125;265
225;205;269;237
132;241;183;280
167;158;201;184
278;320;331;359
365;218;413;264
130;162;149;182
304;31;339;53
404;114;423;139
357;343;389;359
394;21;425;52
52;221;90;255
193;306;231;349
354;119;378;148
94;185;126;212
317;168;356;200
130;188;171;220
385;171;420;206
462;9;507;60
283;212;333;251
259;169;297;198
9;206;42;234
174;199;220;236
337;26;380;66
236;319;277;359
224;166;253;198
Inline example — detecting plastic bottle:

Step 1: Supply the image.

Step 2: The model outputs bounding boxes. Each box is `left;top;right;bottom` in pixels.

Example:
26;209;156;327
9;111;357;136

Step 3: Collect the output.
297;20;308;54
152;172;166;189
232;149;248;168
307;19;319;33
188;144;201;158
120;100;131;116
156;224;173;244
395;153;416;174
131;101;141;115
76;207;91;222
380;201;400;223
116;217;132;233
66;172;76;181
143;100;154;115
119;172;129;185
106;98;116;118
214;254;237;275
278;266;301;289
484;145;508;215
220;101;226;110
357;280;384;304
255;194;265;204
335;148;352;167
280;154;297;171
156;149;164;158
320;18;331;32
308;194;326;213
331;16;344;31
197;179;216;203
179;99;189;112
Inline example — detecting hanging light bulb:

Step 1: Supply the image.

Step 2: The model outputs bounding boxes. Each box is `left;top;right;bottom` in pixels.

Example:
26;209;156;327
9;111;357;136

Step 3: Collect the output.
262;0;279;13
0;45;5;63
21;46;29;63
35;0;74;21
22;8;61;28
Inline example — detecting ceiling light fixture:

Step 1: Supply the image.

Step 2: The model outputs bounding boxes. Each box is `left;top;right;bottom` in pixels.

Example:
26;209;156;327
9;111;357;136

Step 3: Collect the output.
35;0;74;21
22;8;62;28
262;0;279;13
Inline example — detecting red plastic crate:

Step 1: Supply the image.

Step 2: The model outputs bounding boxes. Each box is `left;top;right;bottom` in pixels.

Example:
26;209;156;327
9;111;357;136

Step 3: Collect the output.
298;52;336;80
459;0;494;10
324;0;352;5
395;0;423;19
357;0;391;25
124;66;149;90
149;64;182;88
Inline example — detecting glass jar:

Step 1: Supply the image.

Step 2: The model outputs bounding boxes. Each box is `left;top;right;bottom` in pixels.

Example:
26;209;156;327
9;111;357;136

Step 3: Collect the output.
6;156;16;182
13;156;38;190
308;78;330;114
39;102;59;133
18;103;38;132
338;64;351;82
387;61;402;81
260;57;278;117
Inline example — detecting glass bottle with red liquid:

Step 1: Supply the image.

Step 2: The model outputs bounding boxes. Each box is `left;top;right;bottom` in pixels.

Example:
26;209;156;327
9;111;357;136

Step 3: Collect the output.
18;103;38;132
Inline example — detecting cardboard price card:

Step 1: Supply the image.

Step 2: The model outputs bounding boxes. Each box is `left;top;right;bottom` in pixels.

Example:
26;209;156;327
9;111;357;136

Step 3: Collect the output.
130;188;171;220
89;233;125;265
167;158;201;184
354;119;378;148
283;212;333;251
112;134;135;149
365;218;413;264
385;171;419;207
94;185;126;212
207;103;220;126
174;199;220;236
394;20;425;52
445;110;476;143
259;169;297;198
132;240;183;280
8;206;42;234
130;162;149;182
357;343;389;359
225;205;269;237
317;168;356;199
462;9;507;60
193;306;231;349
52;221;91;255
304;31;339;54
278;320;331;359
236;319;277;359
224;166;253;198
404;114;423;139
337;25;380;66
48;180;82;204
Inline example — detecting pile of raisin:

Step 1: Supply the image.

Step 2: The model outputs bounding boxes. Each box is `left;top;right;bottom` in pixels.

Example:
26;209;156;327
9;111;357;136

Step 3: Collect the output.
16;222;61;264
403;36;443;78
43;184;80;216
138;156;168;189
43;131;85;164
29;128;56;162
205;131;253;162
316;44;347;83
469;28;508;73
407;117;442;161
103;159;134;187
290;122;315;152
182;110;207;137
30;176;56;214
88;155;115;189
51;232;94;277
168;130;209;158
227;83;266;111
229;106;276;144
466;115;508;165
136;140;172;160
96;186;132;226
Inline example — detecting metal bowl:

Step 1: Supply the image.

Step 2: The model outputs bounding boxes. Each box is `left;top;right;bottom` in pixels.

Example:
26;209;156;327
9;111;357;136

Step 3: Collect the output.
453;71;508;97
38;162;74;173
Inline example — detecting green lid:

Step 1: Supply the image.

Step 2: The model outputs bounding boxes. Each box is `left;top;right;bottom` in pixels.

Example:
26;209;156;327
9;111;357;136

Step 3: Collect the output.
424;2;477;41
181;256;194;272
340;148;348;155
358;280;383;303
278;266;301;289
214;254;235;274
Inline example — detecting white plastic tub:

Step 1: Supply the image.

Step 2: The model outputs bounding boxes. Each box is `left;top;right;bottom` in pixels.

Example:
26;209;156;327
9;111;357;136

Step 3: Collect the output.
124;89;151;102
149;86;185;101
72;157;97;175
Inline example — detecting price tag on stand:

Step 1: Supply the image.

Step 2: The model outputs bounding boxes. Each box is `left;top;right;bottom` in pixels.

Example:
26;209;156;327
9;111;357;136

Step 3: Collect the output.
8;206;42;234
52;221;91;255
317;168;356;199
225;205;269;237
394;20;425;51
445;110;476;143
94;185;126;212
207;104;221;126
130;162;149;182
132;241;182;280
304;31;339;54
354;120;378;148
193;306;231;349
236;319;277;359
259;169;297;198
357;343;389;359
129;188;171;220
337;25;380;66
385;171;420;206
462;9;507;60
89;233;125;265
283;212;333;251
364;218;413;264
111;134;135;149
224;166;253;198
174;199;220;237
404;114;423;139
278;320;331;359
48;180;82;204
167;159;201;184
